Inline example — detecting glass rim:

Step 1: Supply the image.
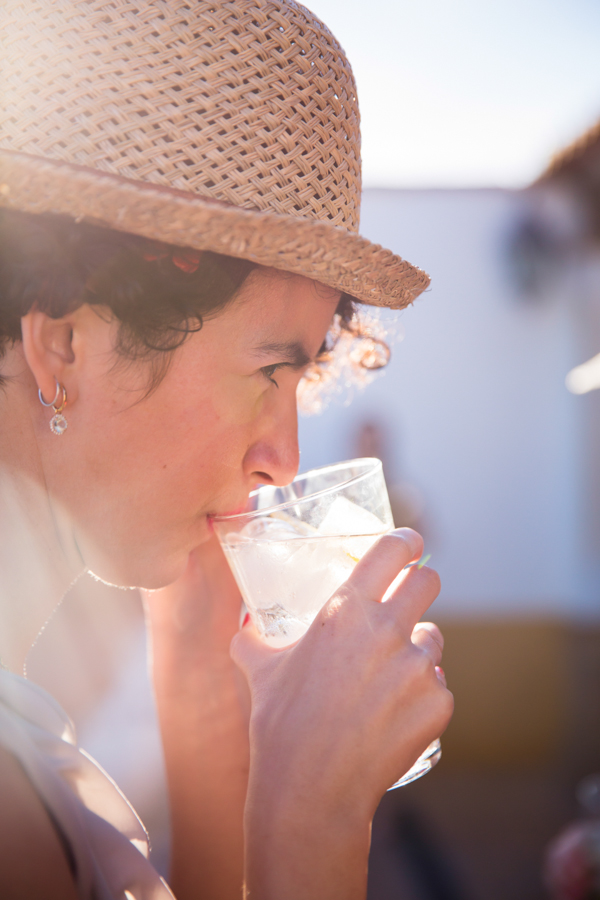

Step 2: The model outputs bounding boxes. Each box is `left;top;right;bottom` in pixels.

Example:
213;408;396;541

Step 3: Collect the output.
211;457;383;523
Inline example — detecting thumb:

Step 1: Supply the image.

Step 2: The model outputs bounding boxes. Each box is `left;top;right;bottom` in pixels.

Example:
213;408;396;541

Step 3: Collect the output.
230;617;280;679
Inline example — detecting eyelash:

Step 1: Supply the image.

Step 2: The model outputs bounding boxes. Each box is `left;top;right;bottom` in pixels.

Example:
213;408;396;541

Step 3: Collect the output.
261;364;283;387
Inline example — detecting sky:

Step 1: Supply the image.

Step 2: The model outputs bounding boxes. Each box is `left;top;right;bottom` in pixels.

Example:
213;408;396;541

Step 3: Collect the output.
306;0;600;188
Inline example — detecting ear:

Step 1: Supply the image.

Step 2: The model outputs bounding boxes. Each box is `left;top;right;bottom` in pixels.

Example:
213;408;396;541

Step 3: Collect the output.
20;310;79;405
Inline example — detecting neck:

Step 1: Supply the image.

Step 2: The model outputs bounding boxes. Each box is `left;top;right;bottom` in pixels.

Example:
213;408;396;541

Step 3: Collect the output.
0;359;84;674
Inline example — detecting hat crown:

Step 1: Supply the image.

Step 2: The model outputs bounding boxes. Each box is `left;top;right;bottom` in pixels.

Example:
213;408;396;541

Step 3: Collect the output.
1;0;361;231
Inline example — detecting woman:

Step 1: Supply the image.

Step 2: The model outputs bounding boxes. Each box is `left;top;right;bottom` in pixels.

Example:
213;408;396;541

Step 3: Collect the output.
0;1;453;898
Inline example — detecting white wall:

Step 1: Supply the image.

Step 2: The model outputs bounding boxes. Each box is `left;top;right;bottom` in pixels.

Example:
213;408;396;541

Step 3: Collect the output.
299;189;599;619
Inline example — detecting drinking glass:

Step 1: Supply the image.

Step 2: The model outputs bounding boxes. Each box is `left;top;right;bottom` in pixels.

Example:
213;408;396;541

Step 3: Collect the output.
212;458;441;788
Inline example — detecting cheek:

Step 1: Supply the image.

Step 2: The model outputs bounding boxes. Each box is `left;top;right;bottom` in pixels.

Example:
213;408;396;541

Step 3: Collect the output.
127;373;265;475
72;359;267;504
208;372;266;426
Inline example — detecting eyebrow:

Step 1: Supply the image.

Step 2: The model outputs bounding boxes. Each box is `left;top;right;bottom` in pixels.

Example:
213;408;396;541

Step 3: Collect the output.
252;340;312;368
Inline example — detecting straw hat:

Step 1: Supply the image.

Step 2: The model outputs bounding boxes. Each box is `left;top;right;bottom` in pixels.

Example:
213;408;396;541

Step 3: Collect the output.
0;0;429;309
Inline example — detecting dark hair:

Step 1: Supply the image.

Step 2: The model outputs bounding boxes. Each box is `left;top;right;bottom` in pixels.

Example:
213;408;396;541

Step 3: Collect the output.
0;209;388;395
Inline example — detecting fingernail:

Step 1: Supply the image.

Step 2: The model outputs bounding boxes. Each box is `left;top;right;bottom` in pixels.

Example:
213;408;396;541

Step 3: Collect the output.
405;553;431;570
242;612;251;628
435;665;447;687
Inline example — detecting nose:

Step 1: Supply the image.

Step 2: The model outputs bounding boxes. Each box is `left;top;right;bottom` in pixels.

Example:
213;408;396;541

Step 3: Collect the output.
242;392;300;487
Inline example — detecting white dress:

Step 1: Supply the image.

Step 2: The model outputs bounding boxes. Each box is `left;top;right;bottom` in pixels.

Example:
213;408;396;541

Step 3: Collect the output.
0;667;174;900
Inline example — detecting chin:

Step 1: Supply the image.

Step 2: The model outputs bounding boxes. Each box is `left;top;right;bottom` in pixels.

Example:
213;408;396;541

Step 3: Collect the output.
83;519;213;590
87;555;186;591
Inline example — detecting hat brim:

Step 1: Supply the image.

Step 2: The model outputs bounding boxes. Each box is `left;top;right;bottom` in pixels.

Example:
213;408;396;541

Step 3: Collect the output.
0;150;429;309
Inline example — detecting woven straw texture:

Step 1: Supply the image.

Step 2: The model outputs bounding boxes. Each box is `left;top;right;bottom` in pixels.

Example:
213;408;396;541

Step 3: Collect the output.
0;0;430;308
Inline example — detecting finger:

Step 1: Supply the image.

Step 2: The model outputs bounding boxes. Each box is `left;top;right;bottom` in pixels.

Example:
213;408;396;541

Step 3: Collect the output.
412;621;444;653
343;528;424;604
411;622;444;667
230;616;280;679
382;565;441;634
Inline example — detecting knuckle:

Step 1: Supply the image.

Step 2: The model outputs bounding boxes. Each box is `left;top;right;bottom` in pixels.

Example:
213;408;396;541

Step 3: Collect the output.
405;645;432;683
385;528;423;558
335;581;358;605
421;635;442;662
431;623;445;648
319;595;345;630
392;527;423;544
322;587;356;627
373;533;409;563
411;565;441;597
414;621;444;652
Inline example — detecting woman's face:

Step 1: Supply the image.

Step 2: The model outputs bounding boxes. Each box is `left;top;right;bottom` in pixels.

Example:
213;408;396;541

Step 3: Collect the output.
40;268;341;588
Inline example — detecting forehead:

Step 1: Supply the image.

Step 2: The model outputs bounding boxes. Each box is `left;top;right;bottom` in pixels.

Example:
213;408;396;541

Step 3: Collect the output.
227;267;341;336
240;266;339;311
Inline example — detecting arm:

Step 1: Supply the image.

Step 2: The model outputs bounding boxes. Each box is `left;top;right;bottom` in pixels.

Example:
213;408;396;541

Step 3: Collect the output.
146;528;452;900
233;529;454;900
0;745;79;900
143;537;250;900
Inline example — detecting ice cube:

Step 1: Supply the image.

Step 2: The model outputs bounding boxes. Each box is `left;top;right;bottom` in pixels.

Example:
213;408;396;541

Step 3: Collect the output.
271;537;349;618
251;603;311;647
225;538;298;609
238;515;305;541
318;496;384;536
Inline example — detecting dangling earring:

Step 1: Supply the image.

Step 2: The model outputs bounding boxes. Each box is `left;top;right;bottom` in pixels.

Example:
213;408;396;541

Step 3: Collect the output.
38;379;68;435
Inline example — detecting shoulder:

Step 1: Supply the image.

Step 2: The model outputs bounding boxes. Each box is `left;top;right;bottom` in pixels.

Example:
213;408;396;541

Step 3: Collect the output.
0;744;79;900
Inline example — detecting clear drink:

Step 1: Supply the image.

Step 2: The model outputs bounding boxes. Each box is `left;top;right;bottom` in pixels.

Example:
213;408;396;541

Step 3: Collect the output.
212;459;441;788
220;500;387;647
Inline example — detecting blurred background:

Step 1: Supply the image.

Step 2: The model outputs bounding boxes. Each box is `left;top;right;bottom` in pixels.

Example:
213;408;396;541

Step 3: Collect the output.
25;1;600;897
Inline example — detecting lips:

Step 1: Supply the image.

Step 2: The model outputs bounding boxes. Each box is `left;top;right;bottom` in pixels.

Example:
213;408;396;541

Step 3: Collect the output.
209;497;252;519
210;504;247;519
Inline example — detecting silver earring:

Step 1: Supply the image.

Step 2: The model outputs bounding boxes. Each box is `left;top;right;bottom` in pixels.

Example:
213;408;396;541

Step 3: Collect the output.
39;379;68;435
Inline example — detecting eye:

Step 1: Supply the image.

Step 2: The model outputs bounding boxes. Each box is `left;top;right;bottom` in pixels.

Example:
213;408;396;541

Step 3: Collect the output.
260;363;283;387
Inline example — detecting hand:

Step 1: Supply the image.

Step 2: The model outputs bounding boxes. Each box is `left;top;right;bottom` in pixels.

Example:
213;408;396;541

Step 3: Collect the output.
232;528;453;900
233;527;452;806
